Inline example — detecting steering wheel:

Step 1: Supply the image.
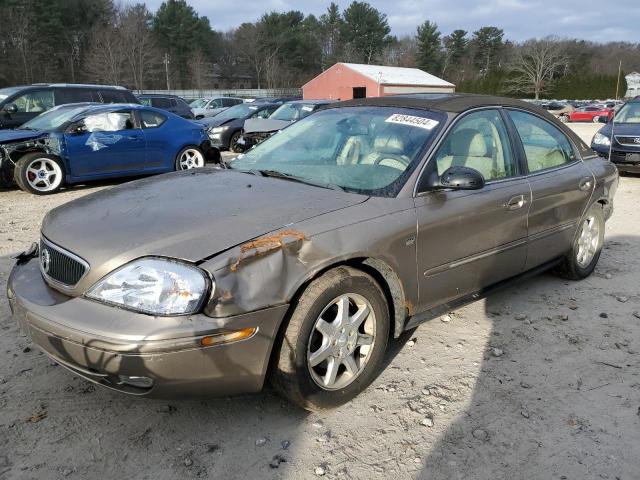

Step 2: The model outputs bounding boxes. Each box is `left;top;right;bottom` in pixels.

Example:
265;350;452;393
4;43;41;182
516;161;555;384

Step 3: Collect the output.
372;153;411;170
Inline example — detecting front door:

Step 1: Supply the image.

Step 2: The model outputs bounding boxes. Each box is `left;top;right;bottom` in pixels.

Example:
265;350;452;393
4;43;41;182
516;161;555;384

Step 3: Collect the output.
415;109;530;311
1;89;55;128
64;110;146;178
505;109;594;269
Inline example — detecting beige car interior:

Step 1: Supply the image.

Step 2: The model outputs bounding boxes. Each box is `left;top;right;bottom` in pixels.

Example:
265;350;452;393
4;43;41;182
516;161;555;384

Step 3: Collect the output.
337;130;412;171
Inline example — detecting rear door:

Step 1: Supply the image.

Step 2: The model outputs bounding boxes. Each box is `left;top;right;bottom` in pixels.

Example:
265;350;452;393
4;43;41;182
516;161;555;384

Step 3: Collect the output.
64;109;146;177
415;109;530;310
505;109;593;270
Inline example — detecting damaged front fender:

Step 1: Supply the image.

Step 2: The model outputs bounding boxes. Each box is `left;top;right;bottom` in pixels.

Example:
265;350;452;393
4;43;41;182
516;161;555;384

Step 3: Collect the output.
200;197;418;338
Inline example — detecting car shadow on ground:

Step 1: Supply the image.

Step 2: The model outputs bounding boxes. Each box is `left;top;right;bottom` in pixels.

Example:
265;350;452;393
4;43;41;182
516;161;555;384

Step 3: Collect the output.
415;234;640;479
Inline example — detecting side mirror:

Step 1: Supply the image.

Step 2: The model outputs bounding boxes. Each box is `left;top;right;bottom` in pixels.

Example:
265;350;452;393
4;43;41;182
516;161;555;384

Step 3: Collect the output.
422;166;485;191
3;103;18;115
66;122;87;135
598;115;609;124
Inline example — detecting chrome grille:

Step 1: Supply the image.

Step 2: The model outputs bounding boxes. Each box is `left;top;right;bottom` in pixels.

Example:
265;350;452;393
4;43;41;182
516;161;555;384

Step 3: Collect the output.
615;135;640;147
40;238;89;287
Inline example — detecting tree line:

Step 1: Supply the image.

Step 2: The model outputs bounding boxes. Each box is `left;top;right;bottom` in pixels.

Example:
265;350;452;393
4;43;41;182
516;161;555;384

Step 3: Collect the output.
0;0;637;99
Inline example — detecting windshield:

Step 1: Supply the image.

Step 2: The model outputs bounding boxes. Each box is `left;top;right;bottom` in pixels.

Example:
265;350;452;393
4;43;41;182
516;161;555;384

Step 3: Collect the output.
0;87;21;102
190;99;208;108
614;102;640;123
20;105;88;131
270;103;316;122
215;103;259;122
232;106;444;197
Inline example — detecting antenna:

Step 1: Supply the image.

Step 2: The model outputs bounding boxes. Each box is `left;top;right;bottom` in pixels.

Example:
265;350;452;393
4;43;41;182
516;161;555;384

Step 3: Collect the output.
608;60;622;161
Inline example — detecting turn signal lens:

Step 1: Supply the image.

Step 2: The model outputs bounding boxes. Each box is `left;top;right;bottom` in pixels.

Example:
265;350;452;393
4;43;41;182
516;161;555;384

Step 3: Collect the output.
200;327;257;347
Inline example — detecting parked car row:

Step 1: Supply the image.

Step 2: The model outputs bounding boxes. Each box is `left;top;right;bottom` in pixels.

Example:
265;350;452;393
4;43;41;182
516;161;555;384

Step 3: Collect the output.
8;93;618;410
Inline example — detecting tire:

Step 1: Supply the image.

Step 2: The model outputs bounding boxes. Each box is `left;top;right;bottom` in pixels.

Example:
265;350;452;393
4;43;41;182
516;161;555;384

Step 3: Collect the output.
229;131;244;153
271;266;390;411
175;146;205;170
14;153;65;195
557;204;605;280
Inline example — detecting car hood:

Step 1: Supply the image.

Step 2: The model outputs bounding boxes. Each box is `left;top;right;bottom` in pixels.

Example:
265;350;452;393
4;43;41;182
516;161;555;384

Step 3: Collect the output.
42;168;367;275
244;118;291;134
0;129;48;144
197;116;241;128
599;122;640;137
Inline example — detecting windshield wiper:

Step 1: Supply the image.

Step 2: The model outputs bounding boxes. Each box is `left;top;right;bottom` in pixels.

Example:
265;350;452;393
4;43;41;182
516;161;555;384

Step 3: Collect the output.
251;169;345;192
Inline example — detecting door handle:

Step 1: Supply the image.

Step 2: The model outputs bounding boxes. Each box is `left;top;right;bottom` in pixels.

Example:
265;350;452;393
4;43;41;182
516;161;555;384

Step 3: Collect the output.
578;177;593;191
505;195;526;210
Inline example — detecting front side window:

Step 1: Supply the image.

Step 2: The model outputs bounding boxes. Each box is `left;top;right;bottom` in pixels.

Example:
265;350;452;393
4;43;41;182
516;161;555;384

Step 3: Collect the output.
13;90;54;113
508;110;576;173
82;111;134;132
432;109;516;181
232;106;444;196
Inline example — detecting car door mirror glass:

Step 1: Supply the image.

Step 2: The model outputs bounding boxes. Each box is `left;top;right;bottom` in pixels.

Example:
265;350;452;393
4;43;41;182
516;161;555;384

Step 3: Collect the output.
4;103;18;114
67;122;87;135
422;166;485;191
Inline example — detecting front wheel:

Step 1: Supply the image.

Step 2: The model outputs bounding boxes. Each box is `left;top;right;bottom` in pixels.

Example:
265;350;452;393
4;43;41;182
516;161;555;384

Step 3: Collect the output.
14;153;65;195
557;204;605;280
175;146;205;170
229;131;244;153
271;266;390;411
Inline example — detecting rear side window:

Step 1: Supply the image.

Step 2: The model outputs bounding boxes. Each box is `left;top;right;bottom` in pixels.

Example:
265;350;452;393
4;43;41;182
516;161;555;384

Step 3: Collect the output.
140;110;167;128
55;89;95;104
12;89;54;113
99;90;128;103
170;99;178;108
152;97;171;108
508;110;576;173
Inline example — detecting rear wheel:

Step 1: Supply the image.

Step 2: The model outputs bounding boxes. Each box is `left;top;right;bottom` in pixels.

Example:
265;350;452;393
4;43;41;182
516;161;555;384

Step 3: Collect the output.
14;153;65;195
175;146;205;170
271;266;390;411
557;204;605;280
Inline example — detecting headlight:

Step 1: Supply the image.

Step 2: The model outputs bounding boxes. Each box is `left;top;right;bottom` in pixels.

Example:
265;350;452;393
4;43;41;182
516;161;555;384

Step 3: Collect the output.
209;126;230;134
592;132;611;146
86;258;211;315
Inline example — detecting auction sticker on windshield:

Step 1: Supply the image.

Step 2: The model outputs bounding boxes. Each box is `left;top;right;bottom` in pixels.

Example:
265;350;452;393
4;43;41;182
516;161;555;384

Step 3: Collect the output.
385;114;439;130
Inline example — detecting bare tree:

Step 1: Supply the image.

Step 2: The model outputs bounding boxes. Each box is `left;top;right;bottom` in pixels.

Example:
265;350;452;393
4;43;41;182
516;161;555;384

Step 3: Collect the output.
189;49;210;90
85;25;126;85
506;39;567;99
120;4;160;91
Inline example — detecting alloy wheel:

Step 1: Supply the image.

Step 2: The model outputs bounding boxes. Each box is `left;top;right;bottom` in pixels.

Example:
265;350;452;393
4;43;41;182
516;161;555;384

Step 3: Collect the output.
576;215;600;268
307;293;376;390
178;148;204;170
25;158;62;192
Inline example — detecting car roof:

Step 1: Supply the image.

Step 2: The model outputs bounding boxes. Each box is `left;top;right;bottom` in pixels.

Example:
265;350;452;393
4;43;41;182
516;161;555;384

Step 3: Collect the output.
331;93;548;114
286;99;335;105
138;94;183;99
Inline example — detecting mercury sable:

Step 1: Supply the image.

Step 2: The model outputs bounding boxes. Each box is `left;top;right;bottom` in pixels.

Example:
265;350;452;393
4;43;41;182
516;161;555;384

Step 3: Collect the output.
7;94;618;411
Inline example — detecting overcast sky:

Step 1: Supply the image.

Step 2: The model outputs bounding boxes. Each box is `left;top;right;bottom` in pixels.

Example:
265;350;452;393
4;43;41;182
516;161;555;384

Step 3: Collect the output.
144;0;640;42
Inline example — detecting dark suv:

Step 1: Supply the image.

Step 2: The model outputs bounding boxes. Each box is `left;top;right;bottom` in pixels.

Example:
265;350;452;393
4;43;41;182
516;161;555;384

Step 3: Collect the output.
138;94;194;119
0;84;139;129
591;97;640;173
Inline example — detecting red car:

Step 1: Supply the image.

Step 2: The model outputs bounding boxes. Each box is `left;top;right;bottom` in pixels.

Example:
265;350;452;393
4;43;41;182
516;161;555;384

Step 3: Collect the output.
565;105;614;123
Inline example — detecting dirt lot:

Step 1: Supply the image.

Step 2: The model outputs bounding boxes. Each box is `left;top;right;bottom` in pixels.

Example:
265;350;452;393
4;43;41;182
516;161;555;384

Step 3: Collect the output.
1;124;639;480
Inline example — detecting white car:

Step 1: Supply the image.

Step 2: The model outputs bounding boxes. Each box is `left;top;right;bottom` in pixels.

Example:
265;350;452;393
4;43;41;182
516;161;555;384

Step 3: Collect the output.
190;97;244;119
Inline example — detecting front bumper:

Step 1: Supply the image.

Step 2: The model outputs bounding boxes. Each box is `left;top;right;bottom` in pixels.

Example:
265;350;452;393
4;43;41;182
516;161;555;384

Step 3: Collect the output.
593;146;640;173
7;258;288;397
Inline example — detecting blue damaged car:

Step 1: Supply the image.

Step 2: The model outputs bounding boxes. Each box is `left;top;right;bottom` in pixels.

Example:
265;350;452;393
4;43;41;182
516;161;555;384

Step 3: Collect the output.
591;97;640;174
0;103;213;194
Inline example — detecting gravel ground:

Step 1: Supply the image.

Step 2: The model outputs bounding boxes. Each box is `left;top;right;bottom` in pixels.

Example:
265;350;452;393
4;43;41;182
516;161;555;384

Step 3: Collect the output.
1;124;639;480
